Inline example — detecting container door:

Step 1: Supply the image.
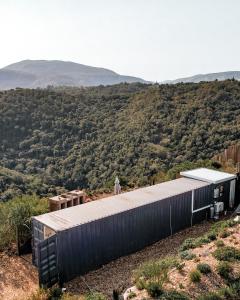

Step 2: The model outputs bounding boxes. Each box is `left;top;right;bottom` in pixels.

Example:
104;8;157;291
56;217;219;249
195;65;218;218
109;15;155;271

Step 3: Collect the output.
37;234;58;288
229;180;236;208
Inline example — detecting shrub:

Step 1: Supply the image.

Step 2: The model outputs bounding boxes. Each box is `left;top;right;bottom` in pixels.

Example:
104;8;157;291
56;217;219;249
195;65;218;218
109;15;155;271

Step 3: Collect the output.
215;240;224;247
86;292;107;300
180;250;196;260
197;291;222;300
127;291;136;299
146;281;164;298
218;287;236;298
211;220;231;233
133;257;177;283
217;261;232;280
179;283;184;289
189;269;201;283
161;290;190;300
176;262;185;272
197;263;212;274
213;246;240;261
219;230;230;238
179;238;197;251
197;236;211;245
207;232;217;241
0;195;48;251
226;219;237;227
135;278;146;290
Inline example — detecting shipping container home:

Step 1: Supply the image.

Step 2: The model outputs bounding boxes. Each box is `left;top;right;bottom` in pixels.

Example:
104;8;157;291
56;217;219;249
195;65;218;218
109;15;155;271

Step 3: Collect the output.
181;168;237;207
32;168;236;287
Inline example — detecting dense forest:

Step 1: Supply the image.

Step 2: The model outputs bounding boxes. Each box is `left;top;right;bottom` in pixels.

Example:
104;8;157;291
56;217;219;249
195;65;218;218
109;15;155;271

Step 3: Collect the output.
0;80;240;200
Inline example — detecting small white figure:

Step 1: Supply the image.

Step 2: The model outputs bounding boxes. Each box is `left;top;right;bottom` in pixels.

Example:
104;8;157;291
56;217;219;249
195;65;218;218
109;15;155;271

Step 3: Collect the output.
114;176;121;195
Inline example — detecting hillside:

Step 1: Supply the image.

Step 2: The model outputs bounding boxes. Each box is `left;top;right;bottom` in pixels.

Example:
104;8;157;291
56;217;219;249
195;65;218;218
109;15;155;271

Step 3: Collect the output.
164;71;240;84
0;166;66;201
124;219;240;300
0;80;240;195
0;60;147;89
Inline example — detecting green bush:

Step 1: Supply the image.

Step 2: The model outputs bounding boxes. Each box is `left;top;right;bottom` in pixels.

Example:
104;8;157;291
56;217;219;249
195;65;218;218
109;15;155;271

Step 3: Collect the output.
175;262;185;272
133;257;177;283
216;261;232;279
135;278;146;290
179;235;212;252
197;286;237;300
86;292;107;300
197;291;222;300
0;195;48;251
213;246;240;261
226;220;237;227
207;232;217;241
180;250;196;260
215;240;225;247
146;281;164;298
127;291;136;299
179;238;197;251
197;263;212;274
189;269;201;283
160;290;190;300
219;230;231;238
218;287;236;299
196;236;211;245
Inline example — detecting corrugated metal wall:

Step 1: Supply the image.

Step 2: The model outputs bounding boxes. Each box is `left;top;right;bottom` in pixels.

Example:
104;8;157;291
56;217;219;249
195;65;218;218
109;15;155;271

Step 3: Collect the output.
193;185;213;210
58;195;175;281
33;184;214;284
57;187;212;283
32;218;45;266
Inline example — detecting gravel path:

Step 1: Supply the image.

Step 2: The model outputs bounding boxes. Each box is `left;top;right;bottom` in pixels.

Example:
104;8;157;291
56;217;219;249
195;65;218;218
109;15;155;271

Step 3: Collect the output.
66;221;212;298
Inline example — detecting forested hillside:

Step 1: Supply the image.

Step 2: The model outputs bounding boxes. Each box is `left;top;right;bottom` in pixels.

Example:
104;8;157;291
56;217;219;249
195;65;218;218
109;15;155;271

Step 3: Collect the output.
0;80;240;197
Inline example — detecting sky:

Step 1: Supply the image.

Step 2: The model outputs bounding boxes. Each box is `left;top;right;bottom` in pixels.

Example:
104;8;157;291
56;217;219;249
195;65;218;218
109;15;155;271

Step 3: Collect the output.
0;0;240;82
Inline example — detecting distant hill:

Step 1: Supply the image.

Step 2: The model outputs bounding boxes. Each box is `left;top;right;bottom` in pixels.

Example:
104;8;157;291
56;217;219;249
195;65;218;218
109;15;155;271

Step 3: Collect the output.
0;60;147;89
163;71;240;84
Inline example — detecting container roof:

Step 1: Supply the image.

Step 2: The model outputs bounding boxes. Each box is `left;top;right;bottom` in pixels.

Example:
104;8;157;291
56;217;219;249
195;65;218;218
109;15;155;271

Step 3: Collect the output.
33;178;209;231
180;168;236;184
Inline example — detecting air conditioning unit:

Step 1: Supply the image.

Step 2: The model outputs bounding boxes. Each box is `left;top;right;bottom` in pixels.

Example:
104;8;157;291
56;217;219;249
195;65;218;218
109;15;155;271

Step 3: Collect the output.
214;202;224;214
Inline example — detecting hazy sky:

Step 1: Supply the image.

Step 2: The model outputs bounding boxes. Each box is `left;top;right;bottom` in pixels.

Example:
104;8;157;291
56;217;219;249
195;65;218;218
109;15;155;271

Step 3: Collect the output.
0;0;240;81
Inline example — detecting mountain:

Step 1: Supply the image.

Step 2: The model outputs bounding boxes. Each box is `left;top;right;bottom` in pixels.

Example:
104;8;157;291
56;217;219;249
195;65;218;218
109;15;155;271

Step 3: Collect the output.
163;71;240;84
0;80;239;197
0;60;147;89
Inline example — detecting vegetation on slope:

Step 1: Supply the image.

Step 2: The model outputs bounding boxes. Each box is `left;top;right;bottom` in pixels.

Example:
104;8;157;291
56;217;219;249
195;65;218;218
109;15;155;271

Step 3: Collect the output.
0;166;66;201
129;219;240;299
0;195;48;250
0;80;240;197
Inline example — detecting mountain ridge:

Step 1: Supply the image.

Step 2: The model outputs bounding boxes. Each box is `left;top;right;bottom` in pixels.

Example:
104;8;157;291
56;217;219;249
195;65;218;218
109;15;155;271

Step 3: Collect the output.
0;59;147;89
163;71;240;84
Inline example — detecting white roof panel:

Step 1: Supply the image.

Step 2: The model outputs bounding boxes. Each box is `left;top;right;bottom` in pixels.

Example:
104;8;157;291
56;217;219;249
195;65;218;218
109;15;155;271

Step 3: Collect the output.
33;177;210;231
180;168;236;184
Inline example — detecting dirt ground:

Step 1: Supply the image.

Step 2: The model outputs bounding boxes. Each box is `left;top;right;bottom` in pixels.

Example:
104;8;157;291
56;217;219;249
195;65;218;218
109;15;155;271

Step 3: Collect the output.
65;221;212;298
0;253;38;300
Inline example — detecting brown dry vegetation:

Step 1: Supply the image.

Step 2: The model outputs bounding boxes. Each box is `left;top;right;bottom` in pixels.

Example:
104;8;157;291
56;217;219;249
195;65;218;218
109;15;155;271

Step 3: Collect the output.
0;253;38;300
